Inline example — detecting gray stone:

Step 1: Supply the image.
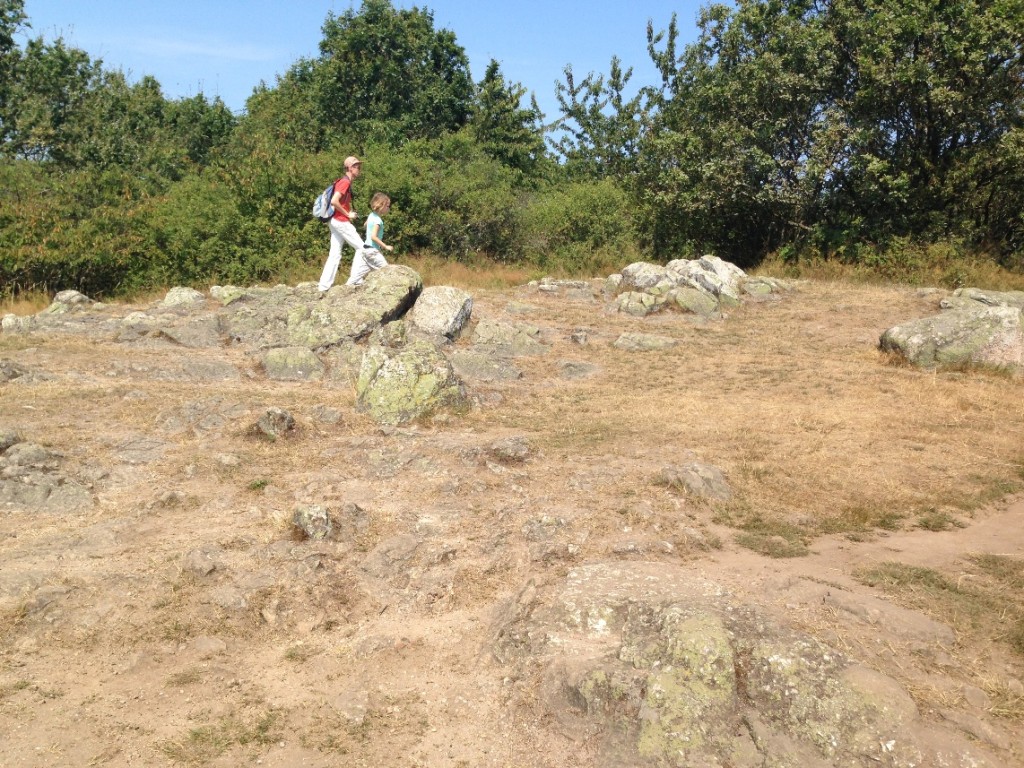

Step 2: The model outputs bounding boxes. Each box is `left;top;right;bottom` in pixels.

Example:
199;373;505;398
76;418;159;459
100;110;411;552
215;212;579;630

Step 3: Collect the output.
940;287;1024;311
880;305;1023;371
671;287;719;317
659;462;733;501
255;408;296;439
356;339;467;425
160;287;206;308
262;347;325;381
449;350;523;382
156;318;223;348
612;332;678;352
471;318;548;357
293;505;332;540
613;291;665;316
488;436;533;464
619;262;669;292
286;265;422;348
408;286;473;340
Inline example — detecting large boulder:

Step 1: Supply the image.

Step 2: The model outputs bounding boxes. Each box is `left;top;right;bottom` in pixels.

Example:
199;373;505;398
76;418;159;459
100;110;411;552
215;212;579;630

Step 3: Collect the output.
220;266;422;350
491;562;999;768
939;287;1024;312
355;338;467;425
407;286;473;340
880;305;1024;372
287;266;422;348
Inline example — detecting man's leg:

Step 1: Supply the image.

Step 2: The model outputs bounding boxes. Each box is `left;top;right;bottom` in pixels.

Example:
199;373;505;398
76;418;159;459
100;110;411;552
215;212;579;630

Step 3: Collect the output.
317;221;345;291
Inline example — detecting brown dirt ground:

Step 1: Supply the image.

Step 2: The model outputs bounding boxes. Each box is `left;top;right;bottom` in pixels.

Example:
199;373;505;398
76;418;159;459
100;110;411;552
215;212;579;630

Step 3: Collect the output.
1;277;1023;767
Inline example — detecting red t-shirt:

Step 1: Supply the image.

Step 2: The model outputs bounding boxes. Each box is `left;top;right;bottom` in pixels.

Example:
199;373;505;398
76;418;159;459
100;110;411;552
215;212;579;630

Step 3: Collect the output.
332;176;353;222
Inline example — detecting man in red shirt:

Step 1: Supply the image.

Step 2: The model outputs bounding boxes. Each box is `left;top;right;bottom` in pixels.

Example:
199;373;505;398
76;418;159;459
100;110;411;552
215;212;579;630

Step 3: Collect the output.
317;156;364;292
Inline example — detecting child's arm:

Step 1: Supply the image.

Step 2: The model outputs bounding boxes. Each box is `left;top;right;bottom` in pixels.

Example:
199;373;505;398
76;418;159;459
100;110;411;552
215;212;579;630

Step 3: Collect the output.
368;221;393;252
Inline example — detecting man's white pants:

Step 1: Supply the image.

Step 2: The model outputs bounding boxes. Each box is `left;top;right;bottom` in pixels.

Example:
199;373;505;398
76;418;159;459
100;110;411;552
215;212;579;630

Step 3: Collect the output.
346;247;389;286
318;219;363;291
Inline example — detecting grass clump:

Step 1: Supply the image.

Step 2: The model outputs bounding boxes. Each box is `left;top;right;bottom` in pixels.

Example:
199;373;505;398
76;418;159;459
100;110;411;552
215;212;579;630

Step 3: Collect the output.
915;509;967;532
733;517;810;558
157;710;280;765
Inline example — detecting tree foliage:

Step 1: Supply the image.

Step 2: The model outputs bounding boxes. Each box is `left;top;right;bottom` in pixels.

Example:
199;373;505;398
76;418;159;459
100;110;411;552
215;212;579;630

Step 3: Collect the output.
553;56;647;179
311;0;473;145
470;59;546;176
2;0;1023;299
638;0;1024;264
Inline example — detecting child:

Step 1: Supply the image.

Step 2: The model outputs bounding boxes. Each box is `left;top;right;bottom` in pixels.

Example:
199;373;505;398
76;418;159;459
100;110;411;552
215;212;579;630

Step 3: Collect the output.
346;192;394;286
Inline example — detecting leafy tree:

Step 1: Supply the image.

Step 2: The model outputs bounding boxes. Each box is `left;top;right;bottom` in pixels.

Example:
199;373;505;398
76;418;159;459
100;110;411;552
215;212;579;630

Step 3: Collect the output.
552;56;647;179
826;0;1024;249
0;0;27;144
470;59;546;176
311;0;473;144
637;0;1024;264
638;1;845;262
1;34;100;161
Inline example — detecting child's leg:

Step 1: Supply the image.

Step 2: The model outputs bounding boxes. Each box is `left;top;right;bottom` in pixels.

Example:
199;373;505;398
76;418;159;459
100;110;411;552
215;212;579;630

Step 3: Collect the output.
364;248;388;271
345;248;370;285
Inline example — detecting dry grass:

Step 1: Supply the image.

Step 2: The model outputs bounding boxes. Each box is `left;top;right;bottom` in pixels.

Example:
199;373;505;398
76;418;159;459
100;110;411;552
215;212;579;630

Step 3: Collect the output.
854;556;1024;668
403;254;539;289
758;251;1024;292
467;280;1024;548
0;290;51;316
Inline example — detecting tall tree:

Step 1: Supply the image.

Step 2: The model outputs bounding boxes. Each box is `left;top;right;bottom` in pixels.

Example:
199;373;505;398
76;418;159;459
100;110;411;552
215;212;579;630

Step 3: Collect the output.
0;0;27;144
312;0;473;145
470;59;546;175
552;56;647;179
638;1;844;261
637;0;1024;263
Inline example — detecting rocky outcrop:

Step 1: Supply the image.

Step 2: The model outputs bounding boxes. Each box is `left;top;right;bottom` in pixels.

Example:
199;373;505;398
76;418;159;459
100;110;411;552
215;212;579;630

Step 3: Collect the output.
880;299;1024;373
407;286;473;340
492;562;999;768
604;255;791;318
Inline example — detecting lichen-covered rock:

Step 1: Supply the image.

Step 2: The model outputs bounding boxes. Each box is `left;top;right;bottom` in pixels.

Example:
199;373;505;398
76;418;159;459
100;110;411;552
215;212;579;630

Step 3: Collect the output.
449;350;523;382
940;287;1024;311
880;305;1024;372
209;285;247;305
254;407;296;439
493;562;998;768
613;291;665;317
160;286;206;308
1;313;32;333
287;265;422;348
471;318;548;357
262;347;325;381
670;287;719;317
620;262;670;292
293;505;332;540
42;290;94;315
355;339;467;425
408;286;473;340
659;462;732;501
612;332;678;352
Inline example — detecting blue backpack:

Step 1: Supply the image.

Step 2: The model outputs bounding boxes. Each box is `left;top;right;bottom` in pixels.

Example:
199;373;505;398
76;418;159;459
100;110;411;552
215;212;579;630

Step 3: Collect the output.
312;181;338;222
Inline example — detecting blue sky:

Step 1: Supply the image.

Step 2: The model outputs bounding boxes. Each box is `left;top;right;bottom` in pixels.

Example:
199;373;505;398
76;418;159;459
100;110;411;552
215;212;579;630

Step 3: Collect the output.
20;0;708;119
